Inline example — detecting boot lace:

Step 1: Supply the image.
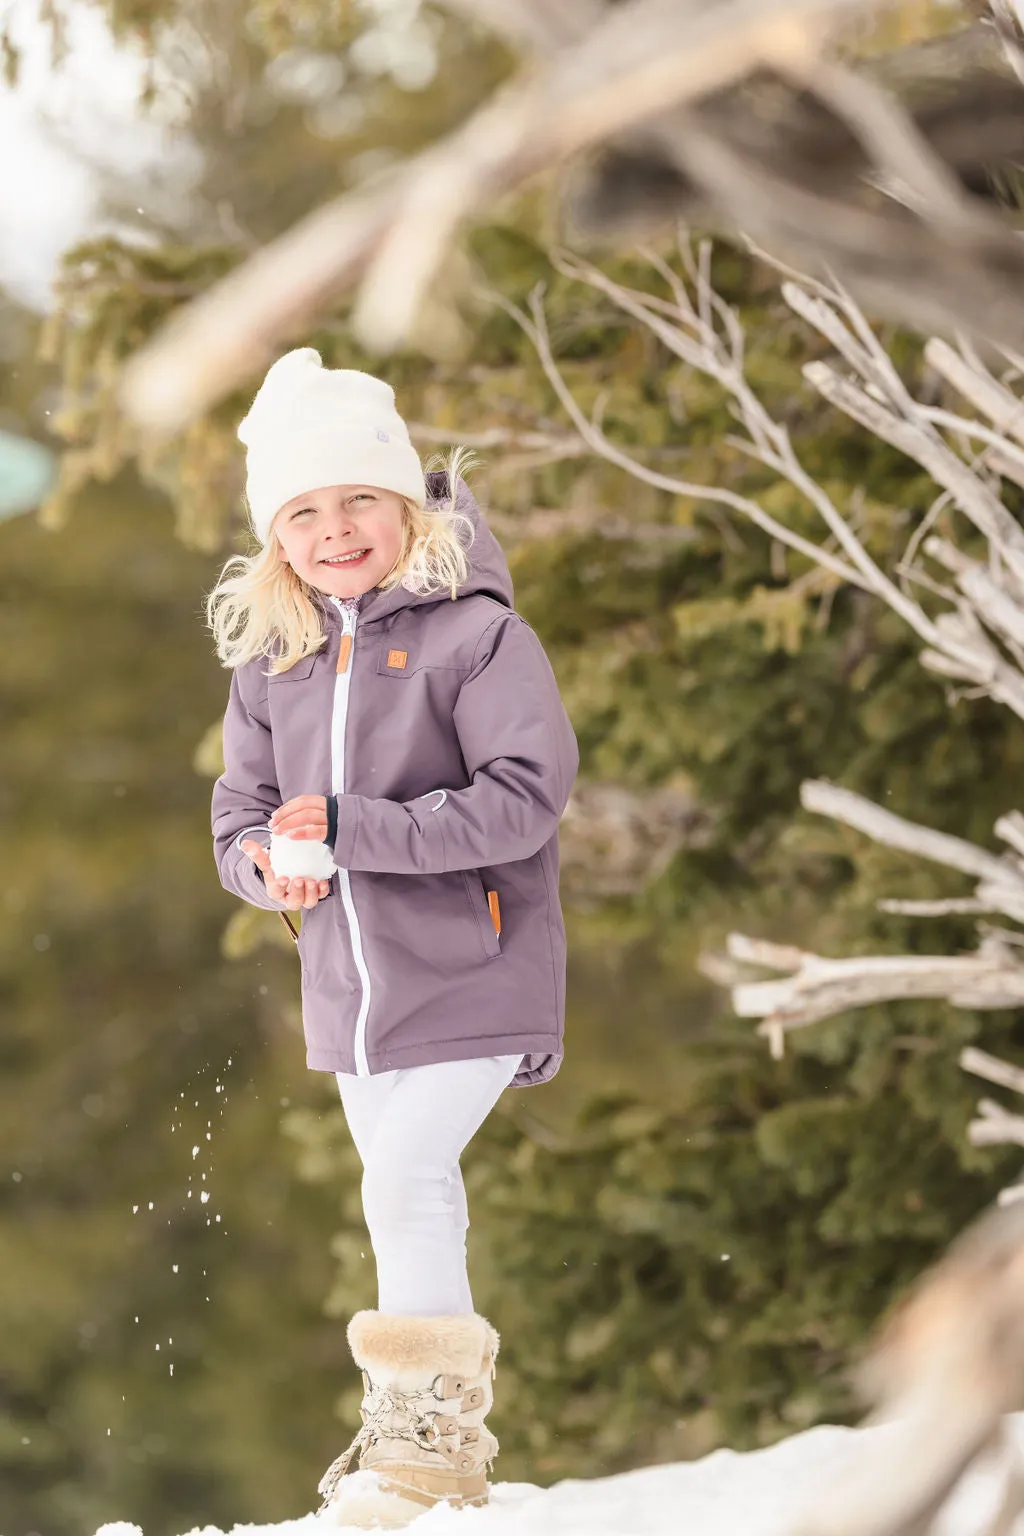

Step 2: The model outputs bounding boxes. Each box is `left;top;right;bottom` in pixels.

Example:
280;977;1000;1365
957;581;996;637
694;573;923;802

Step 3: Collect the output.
317;1379;454;1512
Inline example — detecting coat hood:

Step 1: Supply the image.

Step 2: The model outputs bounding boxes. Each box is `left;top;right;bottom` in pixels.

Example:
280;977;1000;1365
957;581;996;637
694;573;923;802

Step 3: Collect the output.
321;472;513;627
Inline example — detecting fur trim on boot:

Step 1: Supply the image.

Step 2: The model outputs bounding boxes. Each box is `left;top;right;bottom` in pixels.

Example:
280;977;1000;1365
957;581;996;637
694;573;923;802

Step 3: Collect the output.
348;1310;498;1389
317;1312;500;1529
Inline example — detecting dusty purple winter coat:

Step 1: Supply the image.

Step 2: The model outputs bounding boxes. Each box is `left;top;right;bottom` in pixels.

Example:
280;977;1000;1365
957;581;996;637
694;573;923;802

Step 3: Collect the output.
211;475;579;1087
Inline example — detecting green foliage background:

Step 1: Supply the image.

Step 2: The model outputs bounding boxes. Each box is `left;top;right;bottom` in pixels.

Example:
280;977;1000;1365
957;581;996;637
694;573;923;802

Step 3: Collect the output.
3;3;1023;1534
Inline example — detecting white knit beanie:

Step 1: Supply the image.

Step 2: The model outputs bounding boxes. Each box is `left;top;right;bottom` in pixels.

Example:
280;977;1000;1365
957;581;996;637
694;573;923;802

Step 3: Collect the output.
238;348;427;543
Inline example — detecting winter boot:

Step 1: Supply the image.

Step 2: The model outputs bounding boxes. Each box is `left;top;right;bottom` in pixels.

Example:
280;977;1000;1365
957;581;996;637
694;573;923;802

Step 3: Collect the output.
317;1311;500;1528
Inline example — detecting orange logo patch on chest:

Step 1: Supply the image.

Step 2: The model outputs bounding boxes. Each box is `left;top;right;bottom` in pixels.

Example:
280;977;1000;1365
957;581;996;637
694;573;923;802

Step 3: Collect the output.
386;649;408;670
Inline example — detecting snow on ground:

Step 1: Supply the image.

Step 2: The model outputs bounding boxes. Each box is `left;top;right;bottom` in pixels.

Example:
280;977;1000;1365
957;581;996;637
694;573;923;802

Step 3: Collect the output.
94;1415;1024;1536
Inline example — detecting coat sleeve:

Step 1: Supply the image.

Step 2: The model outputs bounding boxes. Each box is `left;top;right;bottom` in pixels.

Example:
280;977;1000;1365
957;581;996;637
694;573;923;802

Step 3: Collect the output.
211;665;286;911
333;615;578;875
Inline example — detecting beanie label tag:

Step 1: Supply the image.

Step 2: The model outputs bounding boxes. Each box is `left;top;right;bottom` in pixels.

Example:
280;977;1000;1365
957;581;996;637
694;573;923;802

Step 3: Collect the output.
387;649;408;670
376;429;389;442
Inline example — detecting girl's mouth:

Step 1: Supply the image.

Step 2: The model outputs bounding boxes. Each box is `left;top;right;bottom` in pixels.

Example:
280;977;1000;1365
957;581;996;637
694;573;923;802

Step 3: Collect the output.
321;549;370;568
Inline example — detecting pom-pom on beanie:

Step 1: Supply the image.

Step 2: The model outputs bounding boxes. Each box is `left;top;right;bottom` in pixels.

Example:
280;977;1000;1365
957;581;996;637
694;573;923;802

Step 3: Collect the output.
238;348;427;544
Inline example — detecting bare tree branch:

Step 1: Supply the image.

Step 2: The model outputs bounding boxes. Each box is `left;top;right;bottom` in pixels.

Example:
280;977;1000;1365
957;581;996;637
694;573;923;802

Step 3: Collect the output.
802;358;1024;581
116;0;1024;439
924;338;1024;453
434;0;605;51
877;898;994;916
961;1046;1024;1098
777;56;982;230
995;811;1024;863
508;249;1024;721
727;933;1024;1056
968;1098;1024;1149
500;239;1024;1215
799;780;1016;886
490;273;875;590
120;0;864;431
550;249;946;644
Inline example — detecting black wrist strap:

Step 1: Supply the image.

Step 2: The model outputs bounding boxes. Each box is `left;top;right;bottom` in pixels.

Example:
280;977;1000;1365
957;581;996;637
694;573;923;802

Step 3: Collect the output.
324;794;338;849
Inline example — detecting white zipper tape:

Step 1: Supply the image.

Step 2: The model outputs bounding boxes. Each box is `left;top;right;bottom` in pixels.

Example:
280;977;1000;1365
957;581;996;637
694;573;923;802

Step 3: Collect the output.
329;599;373;1077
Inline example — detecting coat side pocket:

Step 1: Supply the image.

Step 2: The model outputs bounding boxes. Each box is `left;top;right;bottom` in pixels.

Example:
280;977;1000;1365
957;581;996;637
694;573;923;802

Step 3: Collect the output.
462;870;502;961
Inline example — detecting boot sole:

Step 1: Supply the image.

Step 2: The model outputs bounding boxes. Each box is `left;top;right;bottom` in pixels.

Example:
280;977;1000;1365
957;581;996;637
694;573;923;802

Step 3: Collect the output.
376;1469;489;1509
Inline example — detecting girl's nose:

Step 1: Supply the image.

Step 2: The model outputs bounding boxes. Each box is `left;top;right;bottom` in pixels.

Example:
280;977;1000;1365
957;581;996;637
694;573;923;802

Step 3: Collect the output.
323;506;357;538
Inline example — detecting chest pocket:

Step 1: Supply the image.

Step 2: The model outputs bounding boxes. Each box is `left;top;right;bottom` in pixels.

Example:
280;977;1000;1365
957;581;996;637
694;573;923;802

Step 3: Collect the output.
375;641;463;679
267;653;318;683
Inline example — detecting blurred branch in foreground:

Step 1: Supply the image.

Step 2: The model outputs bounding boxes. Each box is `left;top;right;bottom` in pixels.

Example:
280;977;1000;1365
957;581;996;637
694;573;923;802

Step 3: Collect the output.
792;1199;1024;1536
117;0;1024;433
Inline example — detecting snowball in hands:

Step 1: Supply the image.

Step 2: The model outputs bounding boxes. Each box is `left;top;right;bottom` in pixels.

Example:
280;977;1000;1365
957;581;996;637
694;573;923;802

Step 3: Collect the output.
269;832;337;882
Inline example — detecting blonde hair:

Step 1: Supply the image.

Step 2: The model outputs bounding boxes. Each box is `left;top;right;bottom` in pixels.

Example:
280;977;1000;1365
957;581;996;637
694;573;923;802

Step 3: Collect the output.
206;446;477;675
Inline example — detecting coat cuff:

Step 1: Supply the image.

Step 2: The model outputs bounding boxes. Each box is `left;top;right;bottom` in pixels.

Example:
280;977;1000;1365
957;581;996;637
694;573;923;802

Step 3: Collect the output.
332;794;360;869
324;794;339;850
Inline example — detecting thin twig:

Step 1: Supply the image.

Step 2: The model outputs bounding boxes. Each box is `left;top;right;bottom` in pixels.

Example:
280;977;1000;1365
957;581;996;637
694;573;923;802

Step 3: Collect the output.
489;282;870;588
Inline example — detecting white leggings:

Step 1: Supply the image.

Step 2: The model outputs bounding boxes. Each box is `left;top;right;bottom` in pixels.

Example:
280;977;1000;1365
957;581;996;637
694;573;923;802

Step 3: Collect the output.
336;1054;523;1317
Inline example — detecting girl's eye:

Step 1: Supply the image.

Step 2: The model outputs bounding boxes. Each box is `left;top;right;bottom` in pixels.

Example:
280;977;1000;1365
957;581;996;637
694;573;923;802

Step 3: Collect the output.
292;507;315;519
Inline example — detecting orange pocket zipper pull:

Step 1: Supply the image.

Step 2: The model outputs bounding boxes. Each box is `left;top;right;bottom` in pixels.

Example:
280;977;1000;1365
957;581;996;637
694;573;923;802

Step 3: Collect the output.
487;889;501;938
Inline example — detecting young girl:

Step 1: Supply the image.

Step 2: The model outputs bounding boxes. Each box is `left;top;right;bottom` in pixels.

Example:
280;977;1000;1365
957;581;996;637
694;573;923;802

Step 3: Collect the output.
207;349;578;1527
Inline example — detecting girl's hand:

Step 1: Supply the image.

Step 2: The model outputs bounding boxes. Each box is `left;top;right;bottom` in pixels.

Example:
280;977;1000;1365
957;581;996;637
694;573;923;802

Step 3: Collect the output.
268;795;328;842
241;840;330;909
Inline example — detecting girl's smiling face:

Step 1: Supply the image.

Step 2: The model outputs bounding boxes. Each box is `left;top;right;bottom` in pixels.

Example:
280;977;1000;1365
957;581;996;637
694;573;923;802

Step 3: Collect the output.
272;483;406;597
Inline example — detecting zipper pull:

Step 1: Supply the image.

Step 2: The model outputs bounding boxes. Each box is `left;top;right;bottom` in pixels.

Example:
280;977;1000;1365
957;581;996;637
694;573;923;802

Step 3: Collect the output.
336;606;357;674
